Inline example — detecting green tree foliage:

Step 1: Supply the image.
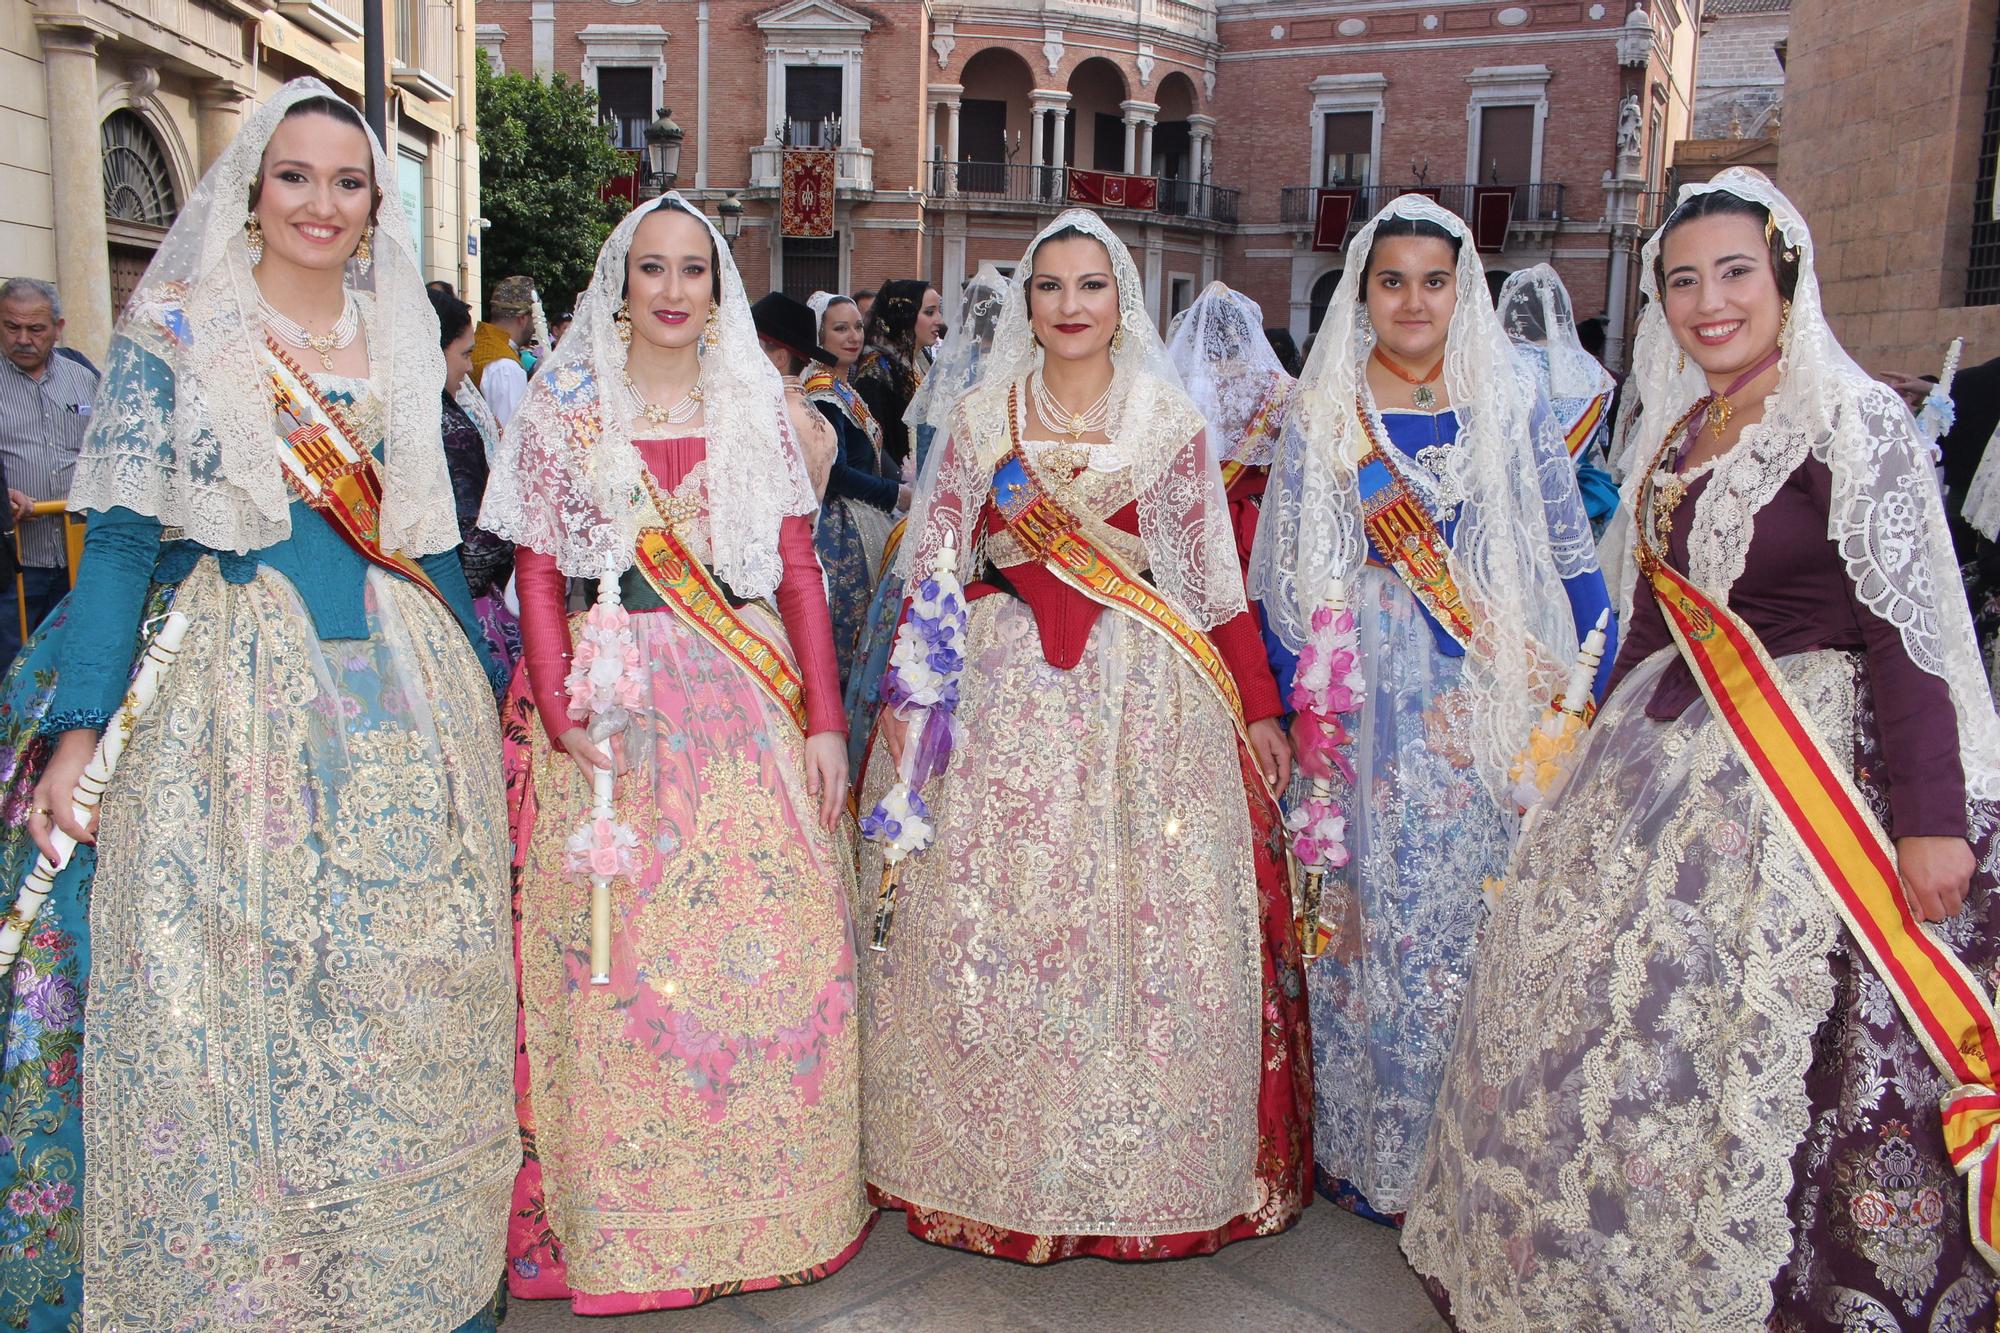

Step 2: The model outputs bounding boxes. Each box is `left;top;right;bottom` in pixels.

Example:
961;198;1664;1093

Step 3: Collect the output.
475;49;625;312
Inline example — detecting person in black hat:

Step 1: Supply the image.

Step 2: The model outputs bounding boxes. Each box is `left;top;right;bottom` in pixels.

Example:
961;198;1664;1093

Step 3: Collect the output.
750;291;839;499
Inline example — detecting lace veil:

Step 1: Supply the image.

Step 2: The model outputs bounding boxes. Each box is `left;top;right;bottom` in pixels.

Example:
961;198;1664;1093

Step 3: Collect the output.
903;264;1007;454
480;193;816;594
70;77;457;556
1497;264;1615;408
1249;193;1599;803
1164;281;1294;466
1600;167;2000;796
900;211;1244;628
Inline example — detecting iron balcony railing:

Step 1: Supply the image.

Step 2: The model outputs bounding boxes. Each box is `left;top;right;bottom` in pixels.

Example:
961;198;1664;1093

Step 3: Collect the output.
927;159;1240;225
1280;182;1569;229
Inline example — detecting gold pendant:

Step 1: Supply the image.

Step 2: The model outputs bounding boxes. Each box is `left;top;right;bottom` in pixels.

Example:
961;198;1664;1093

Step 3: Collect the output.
1412;383;1436;410
1705;394;1732;435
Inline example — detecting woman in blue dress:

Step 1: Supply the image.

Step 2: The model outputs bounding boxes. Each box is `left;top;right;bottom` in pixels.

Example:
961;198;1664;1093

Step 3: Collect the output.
0;79;513;1332
1251;196;1615;1222
840;266;1007;764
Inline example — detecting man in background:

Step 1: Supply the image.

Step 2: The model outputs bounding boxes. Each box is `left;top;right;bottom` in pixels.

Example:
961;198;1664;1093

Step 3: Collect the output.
473;275;538;429
0;278;95;670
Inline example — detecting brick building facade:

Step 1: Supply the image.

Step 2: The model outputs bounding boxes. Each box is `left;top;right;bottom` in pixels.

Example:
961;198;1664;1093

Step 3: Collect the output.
2;0;484;362
475;0;1696;367
1782;0;2000;374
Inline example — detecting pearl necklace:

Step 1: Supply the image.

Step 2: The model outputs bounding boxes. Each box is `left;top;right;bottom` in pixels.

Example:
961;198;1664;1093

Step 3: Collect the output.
1029;369;1112;441
624;371;702;427
258;290;359;371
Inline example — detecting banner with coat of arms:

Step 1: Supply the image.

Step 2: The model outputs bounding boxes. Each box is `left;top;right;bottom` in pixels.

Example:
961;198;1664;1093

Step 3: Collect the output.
1066;169;1159;212
781;149;836;238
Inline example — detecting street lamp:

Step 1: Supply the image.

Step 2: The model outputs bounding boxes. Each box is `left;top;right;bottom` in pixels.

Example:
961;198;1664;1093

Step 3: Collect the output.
643;108;684;193
718;192;744;247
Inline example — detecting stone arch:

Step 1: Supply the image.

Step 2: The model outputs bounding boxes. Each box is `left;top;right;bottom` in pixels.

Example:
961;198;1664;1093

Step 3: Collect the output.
1065;56;1130;172
953;45;1038;191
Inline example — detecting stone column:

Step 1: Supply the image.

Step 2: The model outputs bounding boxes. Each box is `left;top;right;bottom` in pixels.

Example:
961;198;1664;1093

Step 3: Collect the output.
1187;112;1216;181
1029;105;1046;168
1051;108;1068;170
530;0;554;78
1137;118;1154;175
945;98;961;194
1122;115;1137;174
196;80;252;173
37;22;112;362
1031;91;1070;200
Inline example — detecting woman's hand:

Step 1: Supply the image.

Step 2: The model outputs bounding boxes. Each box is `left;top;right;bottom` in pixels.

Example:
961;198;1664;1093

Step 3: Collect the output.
27;729;101;862
1896;834;1976;923
557;726;612;787
802;732;849;830
896;484;914;513
1248;717;1292;794
879;708;909;769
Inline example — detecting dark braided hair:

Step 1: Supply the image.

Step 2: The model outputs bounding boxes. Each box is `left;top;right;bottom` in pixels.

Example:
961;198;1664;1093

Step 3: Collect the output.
863;278;935;362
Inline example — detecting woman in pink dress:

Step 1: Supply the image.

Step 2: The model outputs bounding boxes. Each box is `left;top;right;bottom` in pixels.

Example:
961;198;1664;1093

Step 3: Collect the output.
479;194;870;1313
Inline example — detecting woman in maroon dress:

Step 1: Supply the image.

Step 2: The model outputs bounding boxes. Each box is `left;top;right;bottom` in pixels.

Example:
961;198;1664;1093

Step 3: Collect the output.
855;210;1310;1263
1403;168;2000;1328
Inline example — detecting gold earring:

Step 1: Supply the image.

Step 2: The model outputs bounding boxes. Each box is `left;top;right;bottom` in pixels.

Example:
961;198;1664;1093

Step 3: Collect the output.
354;222;374;276
615;301;633;349
1111;325;1125;354
701;305;721;354
244;215;264;266
1675;348;1686;375
1779;298;1793;344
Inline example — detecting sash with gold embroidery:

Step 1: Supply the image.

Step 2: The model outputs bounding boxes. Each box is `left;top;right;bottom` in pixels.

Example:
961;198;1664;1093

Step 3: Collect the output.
1352;399;1478;649
1563;391;1609;458
629;523;812;735
263;340;448;608
1637;440;2000;1273
994;387;1276;799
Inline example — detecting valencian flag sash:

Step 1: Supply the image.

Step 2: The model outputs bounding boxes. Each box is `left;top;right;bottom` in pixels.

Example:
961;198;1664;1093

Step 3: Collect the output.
1638;447;2000;1274
629;522;812;735
1564;392;1609;458
263;340;448;609
990;386;1286;808
1351;399;1478;649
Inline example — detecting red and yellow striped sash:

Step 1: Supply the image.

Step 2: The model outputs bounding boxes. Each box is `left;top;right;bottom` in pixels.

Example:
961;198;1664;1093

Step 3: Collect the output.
630;524;811;734
1638;486;2000;1272
1565;392;1609;458
994;386;1276;808
263;342;448;609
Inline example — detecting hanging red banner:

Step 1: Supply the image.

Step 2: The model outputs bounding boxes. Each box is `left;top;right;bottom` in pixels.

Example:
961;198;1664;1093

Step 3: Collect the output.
1312;188;1358;252
1472;186;1518;254
781;149;836;239
1066;168;1159;212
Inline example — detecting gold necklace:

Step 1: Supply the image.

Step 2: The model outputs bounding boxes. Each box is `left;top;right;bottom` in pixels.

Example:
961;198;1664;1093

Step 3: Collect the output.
624;371;702;427
1029;369;1112;441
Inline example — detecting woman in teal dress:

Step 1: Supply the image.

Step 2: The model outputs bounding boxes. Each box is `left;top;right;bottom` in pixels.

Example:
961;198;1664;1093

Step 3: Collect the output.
0;80;514;1332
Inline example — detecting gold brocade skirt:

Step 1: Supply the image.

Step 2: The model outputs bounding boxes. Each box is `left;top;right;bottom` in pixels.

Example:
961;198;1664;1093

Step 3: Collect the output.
856;595;1264;1237
80;560;517;1333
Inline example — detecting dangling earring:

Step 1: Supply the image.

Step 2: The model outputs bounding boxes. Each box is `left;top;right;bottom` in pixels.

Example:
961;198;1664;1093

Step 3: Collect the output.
700;305;721;355
1676;348;1687;375
354;222;374;276
1779;298;1793;346
615;301;633;349
1111;324;1125;354
244;214;264;266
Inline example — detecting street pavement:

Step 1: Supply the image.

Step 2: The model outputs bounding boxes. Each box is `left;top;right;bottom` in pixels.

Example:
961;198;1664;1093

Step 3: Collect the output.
504;1200;1449;1331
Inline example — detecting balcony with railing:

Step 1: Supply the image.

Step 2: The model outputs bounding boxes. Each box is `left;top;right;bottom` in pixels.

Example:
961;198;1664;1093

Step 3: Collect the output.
928;159;1238;226
392;0;455;101
747;118;875;196
1280;182;1569;234
276;0;362;43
